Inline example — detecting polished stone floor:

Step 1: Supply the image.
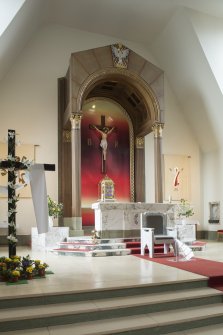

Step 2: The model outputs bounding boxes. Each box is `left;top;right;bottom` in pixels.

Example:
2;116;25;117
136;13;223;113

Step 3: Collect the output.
0;240;222;298
0;240;223;334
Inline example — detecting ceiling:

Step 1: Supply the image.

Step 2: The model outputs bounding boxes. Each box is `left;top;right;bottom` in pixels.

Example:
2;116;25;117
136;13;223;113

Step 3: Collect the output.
1;0;223;81
43;0;223;45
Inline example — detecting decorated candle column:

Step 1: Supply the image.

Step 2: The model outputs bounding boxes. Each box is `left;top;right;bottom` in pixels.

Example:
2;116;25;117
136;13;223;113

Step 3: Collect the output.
7;130;17;257
152;122;164;203
69;113;83;235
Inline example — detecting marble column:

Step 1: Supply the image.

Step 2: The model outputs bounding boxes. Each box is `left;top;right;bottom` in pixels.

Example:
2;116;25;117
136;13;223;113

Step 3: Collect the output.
152;122;164;203
64;113;84;236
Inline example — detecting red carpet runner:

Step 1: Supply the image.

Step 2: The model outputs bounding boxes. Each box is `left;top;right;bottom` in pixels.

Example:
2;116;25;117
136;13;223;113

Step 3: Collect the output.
135;254;223;291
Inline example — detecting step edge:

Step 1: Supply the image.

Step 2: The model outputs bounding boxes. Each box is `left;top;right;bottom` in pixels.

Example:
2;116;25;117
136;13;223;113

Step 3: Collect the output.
0;295;222;322
1;306;223;333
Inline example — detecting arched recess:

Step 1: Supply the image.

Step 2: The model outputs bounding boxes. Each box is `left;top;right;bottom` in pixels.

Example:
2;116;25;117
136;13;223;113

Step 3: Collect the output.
81;97;135;225
76;68;161;137
58;44;164;227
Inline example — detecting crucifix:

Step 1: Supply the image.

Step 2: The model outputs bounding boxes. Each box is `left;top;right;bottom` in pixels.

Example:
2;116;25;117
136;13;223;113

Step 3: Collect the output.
0;130;55;257
90;116;115;174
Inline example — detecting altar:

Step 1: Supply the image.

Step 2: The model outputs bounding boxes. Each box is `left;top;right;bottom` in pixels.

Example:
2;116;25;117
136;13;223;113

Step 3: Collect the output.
92;202;174;238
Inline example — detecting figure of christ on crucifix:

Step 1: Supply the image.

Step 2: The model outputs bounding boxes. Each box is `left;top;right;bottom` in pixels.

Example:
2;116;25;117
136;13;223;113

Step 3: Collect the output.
90;115;116;174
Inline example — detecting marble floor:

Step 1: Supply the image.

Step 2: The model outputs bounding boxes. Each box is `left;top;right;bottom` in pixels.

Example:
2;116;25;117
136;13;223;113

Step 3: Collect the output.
1;241;220;298
0;240;223;334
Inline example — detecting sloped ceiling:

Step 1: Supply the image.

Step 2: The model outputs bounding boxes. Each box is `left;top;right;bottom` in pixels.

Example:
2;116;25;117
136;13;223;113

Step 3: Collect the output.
151;8;223;152
1;0;223;82
44;0;223;45
1;0;223;152
0;0;45;80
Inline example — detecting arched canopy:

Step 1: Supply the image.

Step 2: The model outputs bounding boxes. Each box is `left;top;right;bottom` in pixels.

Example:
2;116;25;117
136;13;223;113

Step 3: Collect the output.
77;68;161;137
62;44;164;136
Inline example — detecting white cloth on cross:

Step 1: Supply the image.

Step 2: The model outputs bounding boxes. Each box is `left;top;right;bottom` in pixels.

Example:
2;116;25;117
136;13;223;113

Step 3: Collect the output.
0;164;49;234
29;164;49;234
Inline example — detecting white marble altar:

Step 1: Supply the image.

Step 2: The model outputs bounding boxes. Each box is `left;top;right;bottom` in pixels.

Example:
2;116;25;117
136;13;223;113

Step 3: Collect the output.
32;227;69;251
92;202;174;238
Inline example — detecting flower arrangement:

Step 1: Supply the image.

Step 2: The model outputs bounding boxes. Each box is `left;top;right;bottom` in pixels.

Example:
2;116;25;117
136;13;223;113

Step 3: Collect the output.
34;260;48;270
34;260;49;276
176;198;194;219
26;266;33;274
0;255;49;282
11;270;20;278
91;230;101;244
48;196;63;218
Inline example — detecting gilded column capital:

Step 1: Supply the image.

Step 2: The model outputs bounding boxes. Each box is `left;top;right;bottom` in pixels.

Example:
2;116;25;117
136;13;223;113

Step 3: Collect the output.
135;137;144;149
152;122;164;138
70;113;82;130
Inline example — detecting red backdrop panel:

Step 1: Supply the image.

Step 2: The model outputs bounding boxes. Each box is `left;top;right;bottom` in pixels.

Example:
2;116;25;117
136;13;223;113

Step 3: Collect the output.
81;108;131;225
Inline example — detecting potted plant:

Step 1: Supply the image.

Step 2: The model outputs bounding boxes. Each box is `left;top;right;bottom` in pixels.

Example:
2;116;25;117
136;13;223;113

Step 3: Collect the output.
9;269;20;282
48;196;63;227
176;199;194;223
25;266;34;280
34;260;49;277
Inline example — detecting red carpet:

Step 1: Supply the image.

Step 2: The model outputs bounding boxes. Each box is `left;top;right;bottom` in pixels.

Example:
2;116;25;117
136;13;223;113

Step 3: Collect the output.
135;254;223;291
125;241;165;255
192;241;206;247
126;241;207;255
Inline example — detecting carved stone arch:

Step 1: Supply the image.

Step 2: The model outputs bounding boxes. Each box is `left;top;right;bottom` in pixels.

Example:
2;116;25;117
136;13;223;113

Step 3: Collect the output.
64;45;164;133
76;68;161;134
58;44;165;231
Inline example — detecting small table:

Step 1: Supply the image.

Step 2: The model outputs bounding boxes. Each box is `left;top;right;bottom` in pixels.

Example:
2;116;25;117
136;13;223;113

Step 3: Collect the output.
167;220;198;243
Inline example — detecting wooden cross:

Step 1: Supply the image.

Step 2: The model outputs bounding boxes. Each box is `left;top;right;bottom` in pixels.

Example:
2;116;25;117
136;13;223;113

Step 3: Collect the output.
90;116;115;174
92;116;111;132
0;130;55;257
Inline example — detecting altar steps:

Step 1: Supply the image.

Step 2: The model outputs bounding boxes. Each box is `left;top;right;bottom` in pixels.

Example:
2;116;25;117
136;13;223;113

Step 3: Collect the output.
51;237;167;257
1;279;223;333
52;247;131;257
51;238;131;256
51;237;205;257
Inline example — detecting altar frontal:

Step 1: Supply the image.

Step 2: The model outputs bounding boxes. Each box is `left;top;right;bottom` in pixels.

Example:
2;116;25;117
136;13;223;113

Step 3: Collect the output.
92;202;174;238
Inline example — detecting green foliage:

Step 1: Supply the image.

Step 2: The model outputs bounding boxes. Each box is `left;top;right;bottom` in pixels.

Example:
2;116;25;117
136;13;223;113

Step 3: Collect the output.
176;199;194;218
48;196;63;218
